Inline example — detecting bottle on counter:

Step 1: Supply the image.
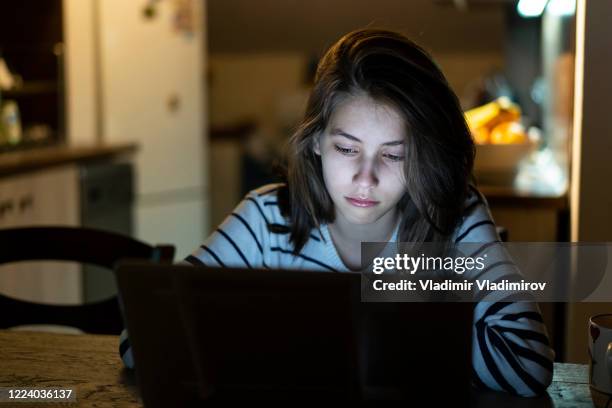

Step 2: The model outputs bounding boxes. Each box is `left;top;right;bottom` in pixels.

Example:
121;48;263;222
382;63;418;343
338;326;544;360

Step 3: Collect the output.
0;100;22;146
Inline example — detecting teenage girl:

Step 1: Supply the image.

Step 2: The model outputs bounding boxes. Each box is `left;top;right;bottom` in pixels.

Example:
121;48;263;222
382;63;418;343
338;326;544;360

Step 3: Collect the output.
121;28;554;397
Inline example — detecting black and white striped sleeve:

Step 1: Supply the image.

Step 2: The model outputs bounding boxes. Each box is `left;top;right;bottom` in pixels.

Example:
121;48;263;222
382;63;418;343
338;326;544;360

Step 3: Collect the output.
458;189;555;396
471;300;554;396
119;328;134;369
184;190;270;269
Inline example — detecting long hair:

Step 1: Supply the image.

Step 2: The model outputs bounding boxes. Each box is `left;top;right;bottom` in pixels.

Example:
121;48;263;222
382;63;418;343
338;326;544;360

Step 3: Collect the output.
276;28;475;255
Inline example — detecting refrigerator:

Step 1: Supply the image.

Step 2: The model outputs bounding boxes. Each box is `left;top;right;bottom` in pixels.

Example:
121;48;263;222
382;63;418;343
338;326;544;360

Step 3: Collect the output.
95;0;209;260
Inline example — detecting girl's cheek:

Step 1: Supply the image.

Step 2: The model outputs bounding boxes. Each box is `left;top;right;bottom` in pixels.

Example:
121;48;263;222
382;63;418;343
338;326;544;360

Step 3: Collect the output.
380;163;406;183
323;155;348;176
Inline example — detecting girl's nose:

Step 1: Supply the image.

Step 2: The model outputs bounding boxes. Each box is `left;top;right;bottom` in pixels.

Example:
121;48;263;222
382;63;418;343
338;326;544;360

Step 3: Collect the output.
353;160;379;191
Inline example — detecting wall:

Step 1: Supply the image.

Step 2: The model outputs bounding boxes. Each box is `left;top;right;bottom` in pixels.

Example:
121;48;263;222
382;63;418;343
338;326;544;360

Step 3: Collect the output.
208;51;504;131
566;0;612;363
209;53;306;129
208;0;505;54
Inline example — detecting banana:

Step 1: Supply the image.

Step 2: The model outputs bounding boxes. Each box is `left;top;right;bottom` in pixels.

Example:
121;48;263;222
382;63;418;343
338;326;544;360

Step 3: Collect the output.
464;97;522;141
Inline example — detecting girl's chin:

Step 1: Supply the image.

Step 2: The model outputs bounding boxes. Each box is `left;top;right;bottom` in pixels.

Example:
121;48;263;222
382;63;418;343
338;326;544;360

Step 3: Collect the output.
342;209;384;225
341;204;401;226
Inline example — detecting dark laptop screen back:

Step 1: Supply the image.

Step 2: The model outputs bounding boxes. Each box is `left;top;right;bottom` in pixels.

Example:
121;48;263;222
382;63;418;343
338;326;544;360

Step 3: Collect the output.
172;266;361;401
116;262;474;405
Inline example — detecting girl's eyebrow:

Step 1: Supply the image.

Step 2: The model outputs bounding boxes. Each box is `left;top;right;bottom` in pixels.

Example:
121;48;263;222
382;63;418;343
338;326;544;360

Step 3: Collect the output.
330;128;404;146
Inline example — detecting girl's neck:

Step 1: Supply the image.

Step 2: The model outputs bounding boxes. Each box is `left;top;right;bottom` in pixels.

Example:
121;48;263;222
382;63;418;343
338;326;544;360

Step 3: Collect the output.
328;209;399;245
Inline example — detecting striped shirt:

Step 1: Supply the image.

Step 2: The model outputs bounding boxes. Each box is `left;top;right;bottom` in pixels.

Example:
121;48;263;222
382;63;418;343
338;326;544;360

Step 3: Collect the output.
120;183;555;396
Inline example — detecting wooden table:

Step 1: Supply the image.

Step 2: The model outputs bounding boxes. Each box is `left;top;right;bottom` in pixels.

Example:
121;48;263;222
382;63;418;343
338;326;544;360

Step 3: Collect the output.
472;363;594;407
0;330;140;407
0;330;596;407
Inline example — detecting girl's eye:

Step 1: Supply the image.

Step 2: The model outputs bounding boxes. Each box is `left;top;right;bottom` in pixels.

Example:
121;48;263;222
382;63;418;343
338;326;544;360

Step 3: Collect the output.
334;145;358;155
383;153;405;162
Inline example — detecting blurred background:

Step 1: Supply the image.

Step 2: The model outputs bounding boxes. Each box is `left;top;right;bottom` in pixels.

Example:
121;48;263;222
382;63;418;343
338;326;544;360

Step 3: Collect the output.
0;0;609;366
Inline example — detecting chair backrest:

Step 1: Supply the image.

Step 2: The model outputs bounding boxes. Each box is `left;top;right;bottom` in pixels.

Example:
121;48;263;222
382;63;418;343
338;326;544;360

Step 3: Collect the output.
0;226;175;334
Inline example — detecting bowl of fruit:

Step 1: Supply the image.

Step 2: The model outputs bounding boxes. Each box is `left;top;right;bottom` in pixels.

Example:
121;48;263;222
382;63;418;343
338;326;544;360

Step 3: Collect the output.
465;97;538;185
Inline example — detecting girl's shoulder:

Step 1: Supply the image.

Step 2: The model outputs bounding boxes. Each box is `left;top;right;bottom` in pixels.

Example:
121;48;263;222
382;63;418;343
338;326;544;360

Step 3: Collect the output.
452;185;499;243
241;182;291;228
245;183;329;252
248;183;287;200
463;184;489;214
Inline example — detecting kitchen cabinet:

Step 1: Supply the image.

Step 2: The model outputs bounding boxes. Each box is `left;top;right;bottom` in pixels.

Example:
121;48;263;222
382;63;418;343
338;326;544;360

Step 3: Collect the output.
0;144;136;310
0;164;80;305
0;1;66;150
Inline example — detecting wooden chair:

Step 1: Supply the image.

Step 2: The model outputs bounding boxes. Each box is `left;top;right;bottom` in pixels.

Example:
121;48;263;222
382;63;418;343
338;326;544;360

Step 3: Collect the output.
0;226;174;334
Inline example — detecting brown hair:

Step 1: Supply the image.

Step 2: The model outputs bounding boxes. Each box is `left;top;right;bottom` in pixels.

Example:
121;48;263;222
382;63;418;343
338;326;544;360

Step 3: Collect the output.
276;28;474;255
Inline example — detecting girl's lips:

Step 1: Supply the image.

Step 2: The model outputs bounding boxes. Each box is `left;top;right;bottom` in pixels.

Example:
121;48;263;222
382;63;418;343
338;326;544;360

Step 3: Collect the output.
345;196;380;208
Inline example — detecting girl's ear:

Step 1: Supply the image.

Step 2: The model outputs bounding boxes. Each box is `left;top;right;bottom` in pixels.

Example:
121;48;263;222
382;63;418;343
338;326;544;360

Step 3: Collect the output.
313;133;322;156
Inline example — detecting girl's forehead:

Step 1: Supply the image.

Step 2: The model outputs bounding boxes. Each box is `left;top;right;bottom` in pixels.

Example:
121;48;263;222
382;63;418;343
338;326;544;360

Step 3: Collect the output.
333;93;399;116
326;94;406;142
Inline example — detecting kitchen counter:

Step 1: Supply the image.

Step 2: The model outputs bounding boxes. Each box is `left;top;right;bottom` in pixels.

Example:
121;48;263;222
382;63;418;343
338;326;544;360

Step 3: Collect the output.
479;184;568;209
0;143;138;178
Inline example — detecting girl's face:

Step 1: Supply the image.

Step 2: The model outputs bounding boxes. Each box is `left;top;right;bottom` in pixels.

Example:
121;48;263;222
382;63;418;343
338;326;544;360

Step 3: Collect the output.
314;94;407;226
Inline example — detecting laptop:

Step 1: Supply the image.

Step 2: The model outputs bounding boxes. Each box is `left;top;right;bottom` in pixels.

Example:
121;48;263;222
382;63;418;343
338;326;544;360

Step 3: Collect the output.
115;261;474;405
